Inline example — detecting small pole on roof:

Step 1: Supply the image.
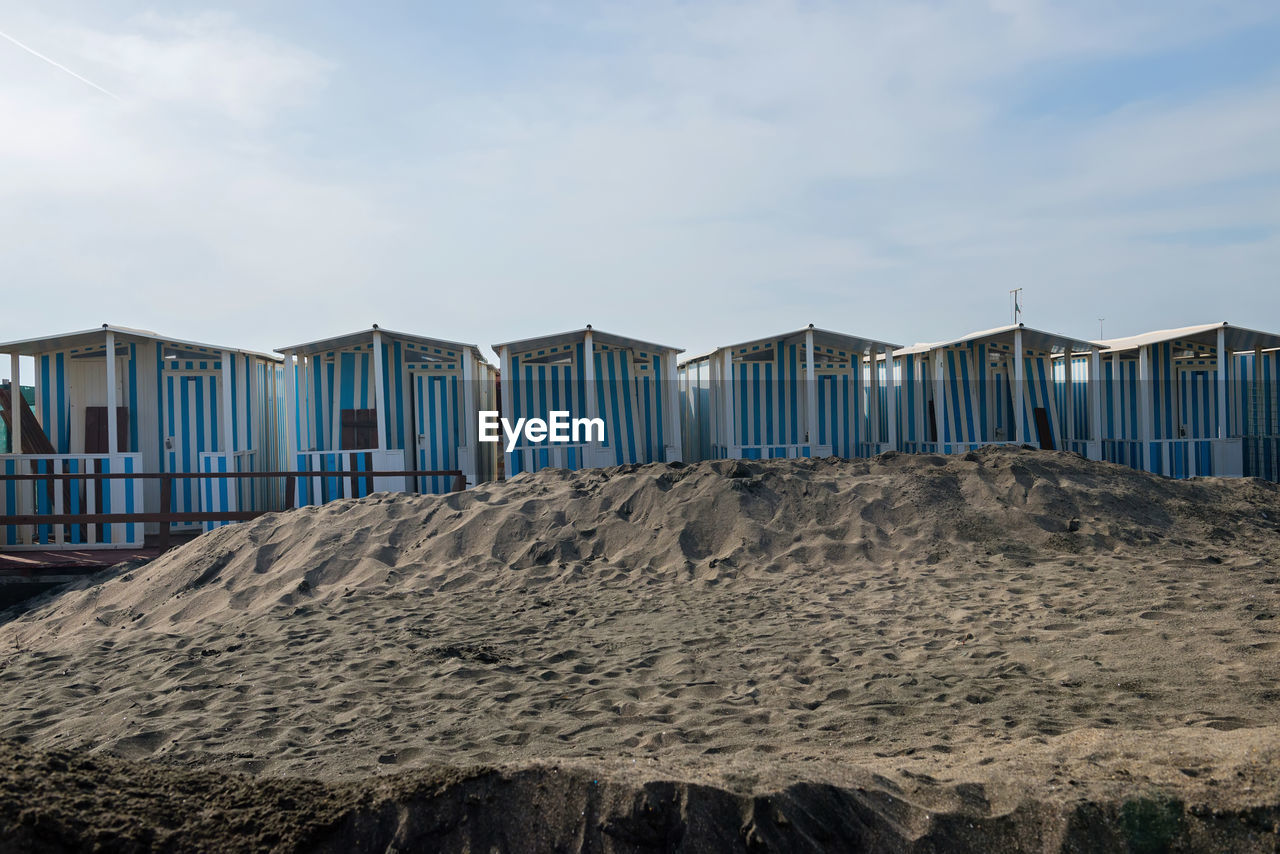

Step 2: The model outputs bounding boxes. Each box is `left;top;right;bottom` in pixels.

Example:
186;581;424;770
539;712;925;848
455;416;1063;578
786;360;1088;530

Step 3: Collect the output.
1009;289;1023;325
1098;317;1105;338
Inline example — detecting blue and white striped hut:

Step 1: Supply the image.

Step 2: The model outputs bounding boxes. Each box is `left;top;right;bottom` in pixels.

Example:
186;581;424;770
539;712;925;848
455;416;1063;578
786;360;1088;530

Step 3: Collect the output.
1;325;284;548
493;326;683;475
276;326;497;504
1093;322;1280;479
894;324;1098;456
678;326;901;461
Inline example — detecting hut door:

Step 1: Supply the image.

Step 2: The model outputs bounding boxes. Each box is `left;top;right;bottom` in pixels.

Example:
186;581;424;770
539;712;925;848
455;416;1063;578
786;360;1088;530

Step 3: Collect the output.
162;372;220;522
84;407;130;453
413;373;458;495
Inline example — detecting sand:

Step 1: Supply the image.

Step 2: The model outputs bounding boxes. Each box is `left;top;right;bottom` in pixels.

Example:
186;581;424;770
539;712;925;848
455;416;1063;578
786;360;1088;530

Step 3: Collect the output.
0;447;1279;850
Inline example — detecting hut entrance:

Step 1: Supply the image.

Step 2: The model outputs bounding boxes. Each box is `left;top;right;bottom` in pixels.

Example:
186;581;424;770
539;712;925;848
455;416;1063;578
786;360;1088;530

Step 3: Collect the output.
412;373;459;495
162;371;221;524
1032;407;1055;450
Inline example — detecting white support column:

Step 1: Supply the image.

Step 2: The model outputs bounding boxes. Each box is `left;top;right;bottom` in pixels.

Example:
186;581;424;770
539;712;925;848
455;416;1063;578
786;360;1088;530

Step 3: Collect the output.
1064;349;1074;445
499;346;514;472
885;346;898;452
663;349;682;462
583;329;598;417
105;330;119;454
1139;345;1154;471
721;349;736;455
220;349;234;453
371;329;387;452
283;351;297;471
1256;346;1265;435
1089;348;1103;457
869;347;881;449
461;349;478;484
8;352;20;455
1013;327;1026;445
914;356;925;450
804;328;817;452
299;356;311;452
1216;327;1228;439
933;351;947;446
1111;352;1121;438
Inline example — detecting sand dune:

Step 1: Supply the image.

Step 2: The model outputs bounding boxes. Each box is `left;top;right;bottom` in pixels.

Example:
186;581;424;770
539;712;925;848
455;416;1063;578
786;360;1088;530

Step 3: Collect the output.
1;447;1279;850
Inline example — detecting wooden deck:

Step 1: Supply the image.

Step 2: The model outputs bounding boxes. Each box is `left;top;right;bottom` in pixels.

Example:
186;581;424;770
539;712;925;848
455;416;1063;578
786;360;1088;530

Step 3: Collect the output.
0;545;166;577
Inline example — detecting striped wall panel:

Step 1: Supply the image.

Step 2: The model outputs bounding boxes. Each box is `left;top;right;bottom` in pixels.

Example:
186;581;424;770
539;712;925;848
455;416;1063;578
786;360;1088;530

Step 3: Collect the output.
506;341;669;475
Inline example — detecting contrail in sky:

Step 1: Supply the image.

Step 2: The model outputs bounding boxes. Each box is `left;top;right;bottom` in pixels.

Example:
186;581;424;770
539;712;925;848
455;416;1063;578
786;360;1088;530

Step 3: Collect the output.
0;26;119;100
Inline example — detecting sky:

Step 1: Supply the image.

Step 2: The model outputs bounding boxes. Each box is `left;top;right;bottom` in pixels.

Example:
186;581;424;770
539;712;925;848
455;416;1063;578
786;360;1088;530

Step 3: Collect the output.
1;0;1278;370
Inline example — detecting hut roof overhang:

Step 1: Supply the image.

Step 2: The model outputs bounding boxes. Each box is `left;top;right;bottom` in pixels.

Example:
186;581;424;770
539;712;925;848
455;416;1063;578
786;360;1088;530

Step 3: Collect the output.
678;327;900;367
277;327;489;364
494;327;683;356
1095;322;1280;355
0;325;281;362
895;324;1096;358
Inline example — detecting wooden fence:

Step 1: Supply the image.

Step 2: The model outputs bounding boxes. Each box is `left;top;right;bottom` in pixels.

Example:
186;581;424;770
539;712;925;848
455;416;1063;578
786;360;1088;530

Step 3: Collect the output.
0;469;464;551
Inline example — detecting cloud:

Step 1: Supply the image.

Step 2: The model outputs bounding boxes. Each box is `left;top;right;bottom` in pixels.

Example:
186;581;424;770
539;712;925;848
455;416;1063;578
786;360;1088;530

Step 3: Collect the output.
0;1;1277;362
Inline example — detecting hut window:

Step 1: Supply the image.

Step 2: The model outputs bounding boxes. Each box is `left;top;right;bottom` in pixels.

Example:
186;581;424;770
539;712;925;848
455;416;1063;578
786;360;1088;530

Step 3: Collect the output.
85;407;130;453
521;352;573;365
737;349;775;363
406;351;451;364
341;409;378;450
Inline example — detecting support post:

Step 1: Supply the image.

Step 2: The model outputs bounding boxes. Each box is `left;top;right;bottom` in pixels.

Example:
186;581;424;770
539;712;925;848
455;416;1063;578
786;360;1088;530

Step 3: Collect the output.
1216;327;1228;439
159;476;171;550
804;328;817;452
868;345;881;450
9;352;20;455
1139;344;1153;471
663;349;682;462
371;329;387;452
1256;346;1265;435
105;330;119;454
1064;349;1074;446
885;346;898;452
283;351;297;473
220;348;234;453
462;349;478;484
1089;348;1103;457
499;346;514;472
914;356;925;450
1013;327;1026;445
722;349;736;456
933;352;947;446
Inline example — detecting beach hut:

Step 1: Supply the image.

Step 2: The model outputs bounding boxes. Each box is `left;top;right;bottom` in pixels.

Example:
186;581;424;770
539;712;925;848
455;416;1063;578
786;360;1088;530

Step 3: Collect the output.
894;324;1099;456
0;325;285;548
493;326;682;475
276;326;497;504
678;326;901;461
1093;322;1280;479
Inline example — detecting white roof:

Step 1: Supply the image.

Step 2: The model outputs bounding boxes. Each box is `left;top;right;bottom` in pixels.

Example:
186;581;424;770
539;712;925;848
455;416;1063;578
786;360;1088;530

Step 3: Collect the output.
1095;322;1280;354
679;326;898;366
494;326;682;356
895;324;1095;357
0;325;280;361
277;326;488;363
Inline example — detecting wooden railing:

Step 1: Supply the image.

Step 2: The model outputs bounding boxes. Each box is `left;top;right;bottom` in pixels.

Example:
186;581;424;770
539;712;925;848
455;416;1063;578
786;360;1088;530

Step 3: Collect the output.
0;469;465;552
